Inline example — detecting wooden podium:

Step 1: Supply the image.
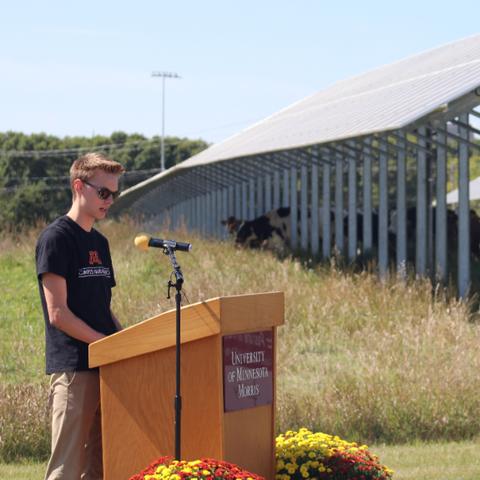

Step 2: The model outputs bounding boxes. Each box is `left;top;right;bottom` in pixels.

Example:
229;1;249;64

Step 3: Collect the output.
89;291;284;480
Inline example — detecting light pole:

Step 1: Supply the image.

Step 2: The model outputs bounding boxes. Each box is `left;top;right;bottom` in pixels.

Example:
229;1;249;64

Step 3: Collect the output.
152;71;181;172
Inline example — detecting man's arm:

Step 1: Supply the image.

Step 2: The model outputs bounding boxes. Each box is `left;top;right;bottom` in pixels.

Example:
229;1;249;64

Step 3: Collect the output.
110;309;123;332
42;272;106;344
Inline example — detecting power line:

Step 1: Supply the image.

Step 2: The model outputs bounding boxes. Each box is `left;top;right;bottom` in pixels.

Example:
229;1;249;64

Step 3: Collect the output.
3;167;162;185
0;136;208;158
181;117;264;137
0;114;267;158
0;113;267;158
0;140;151;157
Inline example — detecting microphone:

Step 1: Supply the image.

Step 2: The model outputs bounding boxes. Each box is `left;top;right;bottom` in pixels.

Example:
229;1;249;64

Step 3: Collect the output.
134;234;192;252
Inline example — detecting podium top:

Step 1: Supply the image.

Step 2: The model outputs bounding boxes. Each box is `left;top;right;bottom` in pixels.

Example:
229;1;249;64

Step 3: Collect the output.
89;291;284;368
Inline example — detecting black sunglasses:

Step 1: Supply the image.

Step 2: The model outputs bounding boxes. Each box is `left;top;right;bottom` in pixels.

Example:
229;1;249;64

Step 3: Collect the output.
83;180;120;200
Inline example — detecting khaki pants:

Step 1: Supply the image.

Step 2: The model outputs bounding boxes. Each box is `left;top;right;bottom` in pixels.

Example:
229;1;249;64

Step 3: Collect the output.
44;371;103;480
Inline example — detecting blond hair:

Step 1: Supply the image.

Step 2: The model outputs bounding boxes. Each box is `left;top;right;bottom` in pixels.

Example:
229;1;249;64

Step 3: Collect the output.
70;153;125;193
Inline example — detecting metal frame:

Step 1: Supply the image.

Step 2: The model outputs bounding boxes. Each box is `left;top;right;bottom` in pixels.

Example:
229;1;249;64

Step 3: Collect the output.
127;102;480;297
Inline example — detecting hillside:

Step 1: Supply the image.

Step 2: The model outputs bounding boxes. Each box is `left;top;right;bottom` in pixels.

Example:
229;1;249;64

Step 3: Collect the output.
1;219;480;461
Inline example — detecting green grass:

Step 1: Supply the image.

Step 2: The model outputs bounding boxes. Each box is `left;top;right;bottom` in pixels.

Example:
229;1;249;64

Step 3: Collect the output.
1;219;480;463
0;462;46;480
373;440;480;480
0;240;44;384
3;440;480;480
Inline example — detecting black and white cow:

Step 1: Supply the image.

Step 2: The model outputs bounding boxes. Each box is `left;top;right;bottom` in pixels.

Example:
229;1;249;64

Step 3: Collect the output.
221;216;244;236
223;205;480;265
223;206;340;253
232;207;292;251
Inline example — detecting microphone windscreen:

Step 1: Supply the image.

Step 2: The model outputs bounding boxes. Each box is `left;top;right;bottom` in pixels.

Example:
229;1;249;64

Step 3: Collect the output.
134;234;150;251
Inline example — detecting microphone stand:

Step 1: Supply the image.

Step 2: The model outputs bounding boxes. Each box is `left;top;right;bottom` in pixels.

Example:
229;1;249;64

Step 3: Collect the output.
164;245;184;460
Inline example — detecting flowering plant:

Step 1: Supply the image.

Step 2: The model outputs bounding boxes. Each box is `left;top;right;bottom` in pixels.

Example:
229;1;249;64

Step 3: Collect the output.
130;429;393;480
129;456;265;480
275;428;393;480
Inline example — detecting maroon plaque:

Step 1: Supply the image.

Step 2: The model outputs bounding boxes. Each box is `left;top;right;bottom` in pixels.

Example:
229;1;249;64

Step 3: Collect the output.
223;330;273;412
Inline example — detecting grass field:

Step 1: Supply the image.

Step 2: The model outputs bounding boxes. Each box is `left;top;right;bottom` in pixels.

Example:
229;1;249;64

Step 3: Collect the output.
2;440;480;480
373;441;480;480
0;462;45;480
1;219;480;476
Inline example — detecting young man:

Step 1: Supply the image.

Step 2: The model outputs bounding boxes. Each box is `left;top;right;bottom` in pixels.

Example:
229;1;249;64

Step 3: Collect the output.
36;153;125;480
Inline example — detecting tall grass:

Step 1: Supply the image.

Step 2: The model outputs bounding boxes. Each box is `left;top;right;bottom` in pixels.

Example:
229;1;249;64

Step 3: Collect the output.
0;384;50;461
1;219;480;461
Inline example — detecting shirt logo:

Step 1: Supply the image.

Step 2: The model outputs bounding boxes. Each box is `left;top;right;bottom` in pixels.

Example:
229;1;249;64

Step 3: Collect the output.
78;266;111;279
88;251;102;265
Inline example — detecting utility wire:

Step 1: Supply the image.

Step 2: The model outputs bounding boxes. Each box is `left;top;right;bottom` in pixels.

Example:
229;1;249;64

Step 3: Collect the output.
1;169;158;192
0;136;206;189
4;167;162;184
0;136;209;158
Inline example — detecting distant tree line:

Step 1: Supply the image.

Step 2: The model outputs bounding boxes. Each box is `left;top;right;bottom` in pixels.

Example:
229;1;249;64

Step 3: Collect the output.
0;131;209;230
1;131;478;231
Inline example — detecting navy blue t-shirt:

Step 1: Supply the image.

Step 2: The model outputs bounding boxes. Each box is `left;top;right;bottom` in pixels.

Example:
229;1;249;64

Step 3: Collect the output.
36;215;117;374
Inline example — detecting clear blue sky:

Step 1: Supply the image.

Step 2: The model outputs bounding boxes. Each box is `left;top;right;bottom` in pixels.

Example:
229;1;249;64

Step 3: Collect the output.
1;1;479;144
